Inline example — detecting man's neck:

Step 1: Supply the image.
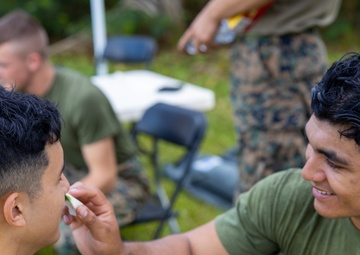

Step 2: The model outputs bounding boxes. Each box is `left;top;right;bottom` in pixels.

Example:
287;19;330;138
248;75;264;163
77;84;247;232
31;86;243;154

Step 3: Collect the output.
0;233;37;255
26;61;55;97
351;216;360;230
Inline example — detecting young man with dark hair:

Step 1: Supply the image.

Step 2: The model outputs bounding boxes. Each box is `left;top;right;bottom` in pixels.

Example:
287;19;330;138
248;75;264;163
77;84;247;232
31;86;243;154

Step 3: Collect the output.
99;53;360;254
0;85;121;255
0;10;149;254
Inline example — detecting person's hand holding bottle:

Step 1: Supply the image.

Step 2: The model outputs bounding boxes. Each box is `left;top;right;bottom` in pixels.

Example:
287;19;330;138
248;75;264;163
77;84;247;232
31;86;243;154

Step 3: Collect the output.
62;182;123;255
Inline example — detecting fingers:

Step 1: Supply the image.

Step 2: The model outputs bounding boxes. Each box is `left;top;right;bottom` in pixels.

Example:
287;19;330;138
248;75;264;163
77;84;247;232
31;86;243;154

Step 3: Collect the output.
68;184;109;210
71;181;84;188
72;204;123;255
69;203;109;242
199;44;208;53
62;206;74;225
64;183;122;255
67;185;115;235
177;29;193;52
66;184;115;230
178;33;209;55
177;16;218;55
75;204;98;228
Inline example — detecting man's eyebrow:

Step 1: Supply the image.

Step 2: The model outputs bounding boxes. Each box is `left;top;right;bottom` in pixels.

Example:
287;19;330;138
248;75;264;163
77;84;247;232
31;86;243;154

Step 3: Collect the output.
317;148;350;166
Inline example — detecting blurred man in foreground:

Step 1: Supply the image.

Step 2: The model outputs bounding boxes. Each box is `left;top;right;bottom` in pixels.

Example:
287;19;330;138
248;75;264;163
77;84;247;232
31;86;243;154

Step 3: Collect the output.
0;85;121;255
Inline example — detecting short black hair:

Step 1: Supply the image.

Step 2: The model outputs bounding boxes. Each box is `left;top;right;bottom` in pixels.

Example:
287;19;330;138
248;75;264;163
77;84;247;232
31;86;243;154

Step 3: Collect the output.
0;85;61;197
311;52;360;145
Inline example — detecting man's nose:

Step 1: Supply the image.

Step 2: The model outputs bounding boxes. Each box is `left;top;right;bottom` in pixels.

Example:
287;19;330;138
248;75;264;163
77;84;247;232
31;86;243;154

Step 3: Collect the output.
301;156;326;182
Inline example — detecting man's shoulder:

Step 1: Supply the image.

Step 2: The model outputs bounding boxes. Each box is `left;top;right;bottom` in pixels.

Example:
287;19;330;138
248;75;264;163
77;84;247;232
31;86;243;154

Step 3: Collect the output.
54;66;106;101
255;168;308;192
232;169;308;207
215;168;314;254
55;66;93;88
246;168;313;218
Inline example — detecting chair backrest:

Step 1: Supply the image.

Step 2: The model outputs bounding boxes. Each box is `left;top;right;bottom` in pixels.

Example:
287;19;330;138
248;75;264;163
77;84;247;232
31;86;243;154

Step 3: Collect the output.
102;35;157;68
131;103;207;238
134;103;206;148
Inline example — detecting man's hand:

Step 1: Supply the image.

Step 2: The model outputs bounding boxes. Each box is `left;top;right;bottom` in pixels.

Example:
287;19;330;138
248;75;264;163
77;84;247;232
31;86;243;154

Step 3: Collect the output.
177;8;220;54
62;182;122;255
177;0;271;54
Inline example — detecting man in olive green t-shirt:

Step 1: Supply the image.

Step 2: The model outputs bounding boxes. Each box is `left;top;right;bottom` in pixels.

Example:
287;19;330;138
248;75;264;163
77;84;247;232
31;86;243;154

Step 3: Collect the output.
22;54;360;255
3;51;360;255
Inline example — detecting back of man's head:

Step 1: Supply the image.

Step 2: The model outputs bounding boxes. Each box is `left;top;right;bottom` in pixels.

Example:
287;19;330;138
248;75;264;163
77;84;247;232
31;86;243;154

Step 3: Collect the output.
0;9;48;58
0;85;61;198
311;52;360;145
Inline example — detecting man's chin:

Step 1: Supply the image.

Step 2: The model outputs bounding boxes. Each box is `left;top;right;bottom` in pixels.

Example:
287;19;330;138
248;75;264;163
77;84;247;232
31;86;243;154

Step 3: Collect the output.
314;200;339;219
49;230;62;247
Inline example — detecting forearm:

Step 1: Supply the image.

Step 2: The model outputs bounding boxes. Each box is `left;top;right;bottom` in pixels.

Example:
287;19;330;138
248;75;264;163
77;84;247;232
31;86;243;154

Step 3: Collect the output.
120;221;228;255
81;172;116;194
201;0;273;21
81;137;118;194
121;234;193;255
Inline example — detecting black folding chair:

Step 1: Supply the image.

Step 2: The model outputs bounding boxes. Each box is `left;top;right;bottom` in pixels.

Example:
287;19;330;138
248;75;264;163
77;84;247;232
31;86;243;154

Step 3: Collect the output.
101;35;157;69
128;103;207;239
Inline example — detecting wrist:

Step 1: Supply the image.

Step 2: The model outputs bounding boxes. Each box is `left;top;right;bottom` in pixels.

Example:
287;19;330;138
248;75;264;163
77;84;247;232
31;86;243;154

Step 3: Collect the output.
201;0;223;23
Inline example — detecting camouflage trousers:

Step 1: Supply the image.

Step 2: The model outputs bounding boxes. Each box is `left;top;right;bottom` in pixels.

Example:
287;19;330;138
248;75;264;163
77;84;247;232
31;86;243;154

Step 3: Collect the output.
230;29;328;198
53;159;150;255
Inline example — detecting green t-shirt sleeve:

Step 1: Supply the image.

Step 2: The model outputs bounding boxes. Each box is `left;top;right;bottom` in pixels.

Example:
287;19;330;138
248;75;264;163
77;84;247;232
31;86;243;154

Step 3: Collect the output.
215;169;309;255
70;86;120;146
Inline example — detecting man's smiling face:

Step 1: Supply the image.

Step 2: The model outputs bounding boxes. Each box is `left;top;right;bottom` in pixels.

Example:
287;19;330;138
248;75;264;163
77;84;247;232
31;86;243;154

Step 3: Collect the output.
302;115;360;228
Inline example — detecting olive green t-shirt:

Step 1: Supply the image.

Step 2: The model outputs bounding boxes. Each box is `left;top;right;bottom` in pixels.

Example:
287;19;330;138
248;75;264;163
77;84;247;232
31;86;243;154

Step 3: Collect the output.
45;67;137;169
215;169;360;254
247;0;341;36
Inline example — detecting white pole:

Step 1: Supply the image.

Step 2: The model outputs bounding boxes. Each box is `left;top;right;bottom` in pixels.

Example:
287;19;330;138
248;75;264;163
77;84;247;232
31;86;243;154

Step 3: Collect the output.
90;0;108;75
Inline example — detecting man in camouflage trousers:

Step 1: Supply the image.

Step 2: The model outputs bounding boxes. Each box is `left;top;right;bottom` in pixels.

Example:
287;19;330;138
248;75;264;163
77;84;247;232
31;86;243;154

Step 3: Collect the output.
231;30;329;195
178;0;340;199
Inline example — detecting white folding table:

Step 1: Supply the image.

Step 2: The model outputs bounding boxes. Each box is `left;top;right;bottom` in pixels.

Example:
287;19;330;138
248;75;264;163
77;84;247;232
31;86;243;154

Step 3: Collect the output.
91;70;216;122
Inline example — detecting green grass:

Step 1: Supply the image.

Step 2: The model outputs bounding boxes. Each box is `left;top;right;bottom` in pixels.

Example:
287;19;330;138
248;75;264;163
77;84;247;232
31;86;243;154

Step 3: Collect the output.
37;41;359;254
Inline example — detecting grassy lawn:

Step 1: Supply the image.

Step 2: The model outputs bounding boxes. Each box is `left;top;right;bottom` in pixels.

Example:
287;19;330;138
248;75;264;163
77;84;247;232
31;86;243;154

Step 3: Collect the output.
36;41;358;254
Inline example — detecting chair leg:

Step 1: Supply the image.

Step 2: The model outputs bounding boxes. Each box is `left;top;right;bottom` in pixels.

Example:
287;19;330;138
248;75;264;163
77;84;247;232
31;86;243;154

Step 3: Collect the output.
167;216;180;233
153;187;180;238
153;215;180;239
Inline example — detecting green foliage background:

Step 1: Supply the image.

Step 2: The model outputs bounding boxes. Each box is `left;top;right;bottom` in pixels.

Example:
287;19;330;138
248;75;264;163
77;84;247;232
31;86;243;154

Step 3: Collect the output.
0;0;118;41
1;1;359;47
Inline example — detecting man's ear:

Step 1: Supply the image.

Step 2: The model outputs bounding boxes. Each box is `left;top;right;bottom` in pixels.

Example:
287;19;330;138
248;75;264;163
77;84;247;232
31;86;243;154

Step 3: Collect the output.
26;52;42;72
3;192;26;227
